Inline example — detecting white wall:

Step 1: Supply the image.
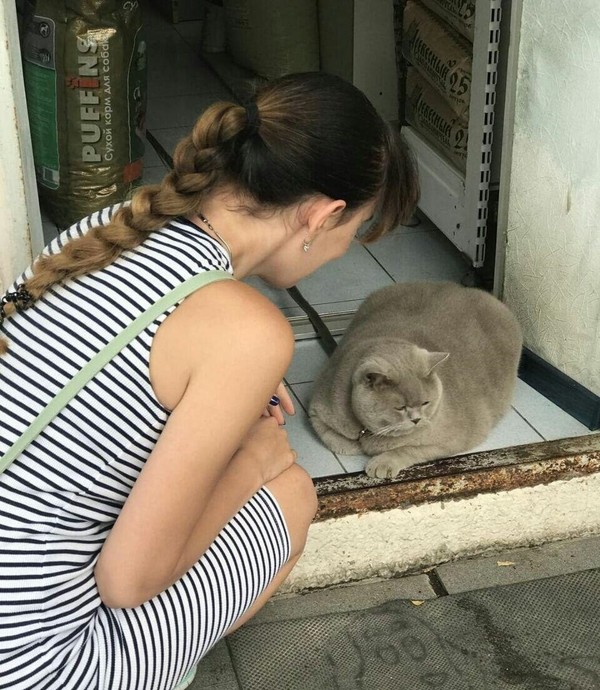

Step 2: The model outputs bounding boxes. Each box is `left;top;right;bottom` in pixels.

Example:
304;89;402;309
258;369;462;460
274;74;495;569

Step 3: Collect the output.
503;0;600;396
0;2;43;293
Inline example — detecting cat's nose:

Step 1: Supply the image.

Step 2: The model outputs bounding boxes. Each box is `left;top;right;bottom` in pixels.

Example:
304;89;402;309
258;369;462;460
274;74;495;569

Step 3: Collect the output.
411;418;421;425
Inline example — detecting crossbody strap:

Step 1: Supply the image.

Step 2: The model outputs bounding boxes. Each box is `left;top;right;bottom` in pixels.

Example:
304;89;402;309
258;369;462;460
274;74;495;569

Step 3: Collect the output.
0;269;233;475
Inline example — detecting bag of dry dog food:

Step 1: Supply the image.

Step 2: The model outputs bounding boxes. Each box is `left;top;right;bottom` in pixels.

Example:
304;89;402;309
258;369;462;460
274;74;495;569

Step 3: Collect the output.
405;67;468;172
21;0;147;228
223;0;319;80
403;0;472;118
419;0;475;42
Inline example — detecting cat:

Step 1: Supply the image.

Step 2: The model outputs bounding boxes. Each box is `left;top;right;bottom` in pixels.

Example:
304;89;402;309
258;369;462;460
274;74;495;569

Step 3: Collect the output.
308;282;523;478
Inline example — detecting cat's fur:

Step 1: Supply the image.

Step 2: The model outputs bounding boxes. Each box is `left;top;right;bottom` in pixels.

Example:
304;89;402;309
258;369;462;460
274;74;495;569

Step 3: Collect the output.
308;282;523;478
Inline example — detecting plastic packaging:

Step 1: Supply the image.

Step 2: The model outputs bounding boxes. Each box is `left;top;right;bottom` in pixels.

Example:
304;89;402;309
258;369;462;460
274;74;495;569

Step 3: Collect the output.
21;0;147;228
419;0;475;42
223;0;320;80
405;67;468;172
403;0;472;118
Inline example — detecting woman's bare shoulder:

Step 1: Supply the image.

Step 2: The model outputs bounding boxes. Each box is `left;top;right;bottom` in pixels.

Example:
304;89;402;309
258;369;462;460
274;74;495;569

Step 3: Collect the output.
184;278;293;343
150;278;294;410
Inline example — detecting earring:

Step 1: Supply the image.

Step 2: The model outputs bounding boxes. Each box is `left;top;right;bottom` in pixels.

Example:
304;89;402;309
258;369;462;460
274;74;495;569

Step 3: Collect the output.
303;239;312;252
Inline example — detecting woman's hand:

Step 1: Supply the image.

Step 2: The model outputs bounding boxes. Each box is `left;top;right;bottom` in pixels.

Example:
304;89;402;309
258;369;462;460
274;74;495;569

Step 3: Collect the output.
237;416;297;485
262;381;295;425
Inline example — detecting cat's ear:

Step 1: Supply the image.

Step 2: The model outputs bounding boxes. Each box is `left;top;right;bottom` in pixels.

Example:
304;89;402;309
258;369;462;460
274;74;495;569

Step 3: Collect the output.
425;352;449;376
353;359;392;389
364;372;392;389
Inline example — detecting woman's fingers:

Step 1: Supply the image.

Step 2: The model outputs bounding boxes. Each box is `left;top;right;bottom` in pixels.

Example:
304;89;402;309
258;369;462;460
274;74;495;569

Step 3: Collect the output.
275;382;295;416
266;404;285;425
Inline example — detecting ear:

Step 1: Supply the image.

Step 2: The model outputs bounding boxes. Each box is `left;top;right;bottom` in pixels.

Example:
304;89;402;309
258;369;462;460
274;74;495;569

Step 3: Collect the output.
352;359;394;389
363;372;392;389
425;351;449;376
352;357;392;388
304;196;347;241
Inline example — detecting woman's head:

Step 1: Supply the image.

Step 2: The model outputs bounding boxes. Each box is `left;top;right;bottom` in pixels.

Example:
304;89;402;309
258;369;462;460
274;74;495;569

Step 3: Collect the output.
171;72;418;239
0;72;418;354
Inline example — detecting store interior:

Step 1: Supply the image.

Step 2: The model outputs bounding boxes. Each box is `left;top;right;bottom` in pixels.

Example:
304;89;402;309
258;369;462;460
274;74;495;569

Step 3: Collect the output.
38;0;592;480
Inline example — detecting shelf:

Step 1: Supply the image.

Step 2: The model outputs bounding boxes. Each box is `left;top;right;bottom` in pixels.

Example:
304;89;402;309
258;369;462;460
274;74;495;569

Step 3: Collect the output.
403;125;467;254
402;0;504;268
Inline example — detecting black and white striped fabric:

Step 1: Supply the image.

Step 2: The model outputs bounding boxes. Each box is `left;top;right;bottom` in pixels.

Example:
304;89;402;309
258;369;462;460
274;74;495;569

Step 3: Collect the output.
0;206;291;690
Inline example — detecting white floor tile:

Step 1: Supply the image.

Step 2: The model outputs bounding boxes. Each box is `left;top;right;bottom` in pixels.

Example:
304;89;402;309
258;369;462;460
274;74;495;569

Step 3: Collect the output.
289;382;314;411
285;396;345;478
143;29;185;53
243;243;393;311
297;242;394;304
147;61;227;98
148;44;206;73
244;242;394;314
336;453;369;474
146;93;227;129
151;126;192;155
367;228;470;283
142;165;168;185
285;340;330;385
143;141;164;167
279;305;309;318
512;379;592;441
466;407;544;454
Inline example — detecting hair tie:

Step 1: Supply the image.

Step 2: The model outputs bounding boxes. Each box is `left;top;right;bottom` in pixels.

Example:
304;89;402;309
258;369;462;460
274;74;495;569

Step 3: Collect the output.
0;284;35;327
244;101;261;135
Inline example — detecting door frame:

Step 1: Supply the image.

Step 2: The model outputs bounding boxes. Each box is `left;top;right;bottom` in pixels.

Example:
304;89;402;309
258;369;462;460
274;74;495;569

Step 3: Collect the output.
0;1;43;292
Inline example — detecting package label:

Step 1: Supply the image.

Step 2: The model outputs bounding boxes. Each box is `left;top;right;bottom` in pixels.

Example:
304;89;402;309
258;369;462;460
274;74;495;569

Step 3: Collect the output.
23;16;59;189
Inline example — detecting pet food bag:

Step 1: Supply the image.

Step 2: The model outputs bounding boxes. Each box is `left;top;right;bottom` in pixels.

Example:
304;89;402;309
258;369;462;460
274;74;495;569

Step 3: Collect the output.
223;0;320;80
21;0;147;228
419;0;475;42
403;0;472;119
405;68;468;172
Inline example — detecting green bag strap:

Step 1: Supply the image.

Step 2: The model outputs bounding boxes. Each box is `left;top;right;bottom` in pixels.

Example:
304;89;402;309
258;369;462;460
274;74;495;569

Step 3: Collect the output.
0;269;233;476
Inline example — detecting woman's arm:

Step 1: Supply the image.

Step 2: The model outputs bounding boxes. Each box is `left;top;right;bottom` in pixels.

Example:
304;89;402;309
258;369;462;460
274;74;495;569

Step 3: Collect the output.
94;280;294;609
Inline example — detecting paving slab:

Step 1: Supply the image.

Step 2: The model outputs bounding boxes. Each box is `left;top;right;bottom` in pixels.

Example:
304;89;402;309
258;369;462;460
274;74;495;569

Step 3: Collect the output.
435;534;600;594
248;574;437;627
228;568;600;689
189;640;239;690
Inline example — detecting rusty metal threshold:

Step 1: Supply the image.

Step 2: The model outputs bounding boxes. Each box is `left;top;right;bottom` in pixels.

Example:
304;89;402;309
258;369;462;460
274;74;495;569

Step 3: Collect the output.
313;433;600;521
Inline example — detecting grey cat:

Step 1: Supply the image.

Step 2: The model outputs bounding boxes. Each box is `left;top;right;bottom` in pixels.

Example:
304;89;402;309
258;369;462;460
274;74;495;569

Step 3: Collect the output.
308;282;523;478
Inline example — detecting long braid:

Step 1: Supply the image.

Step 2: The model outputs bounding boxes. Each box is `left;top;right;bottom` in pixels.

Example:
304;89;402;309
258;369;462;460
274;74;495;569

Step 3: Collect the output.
0;102;247;354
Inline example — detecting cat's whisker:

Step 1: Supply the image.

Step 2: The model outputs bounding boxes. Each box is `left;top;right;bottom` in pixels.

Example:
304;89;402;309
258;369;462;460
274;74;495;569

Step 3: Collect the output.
373;422;403;436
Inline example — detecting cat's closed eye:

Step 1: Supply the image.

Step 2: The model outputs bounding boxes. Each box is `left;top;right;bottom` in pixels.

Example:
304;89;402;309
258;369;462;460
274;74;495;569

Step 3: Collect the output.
422;401;430;406
395;405;407;412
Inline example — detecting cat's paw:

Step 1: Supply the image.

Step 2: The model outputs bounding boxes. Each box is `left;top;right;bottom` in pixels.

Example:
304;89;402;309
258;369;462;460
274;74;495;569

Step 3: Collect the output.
365;453;417;479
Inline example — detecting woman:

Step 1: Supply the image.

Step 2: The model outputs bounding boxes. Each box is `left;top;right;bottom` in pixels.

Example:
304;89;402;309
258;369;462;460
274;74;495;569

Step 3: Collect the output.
0;72;418;690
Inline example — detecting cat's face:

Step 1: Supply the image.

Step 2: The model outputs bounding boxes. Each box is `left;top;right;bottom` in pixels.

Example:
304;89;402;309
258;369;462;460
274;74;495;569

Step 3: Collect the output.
350;346;448;437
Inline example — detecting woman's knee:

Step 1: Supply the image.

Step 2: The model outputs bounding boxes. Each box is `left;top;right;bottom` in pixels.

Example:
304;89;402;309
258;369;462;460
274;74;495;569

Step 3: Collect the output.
266;463;317;557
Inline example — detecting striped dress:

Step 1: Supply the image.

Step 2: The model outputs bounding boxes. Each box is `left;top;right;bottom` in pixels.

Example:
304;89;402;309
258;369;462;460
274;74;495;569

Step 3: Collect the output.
0;206;291;690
